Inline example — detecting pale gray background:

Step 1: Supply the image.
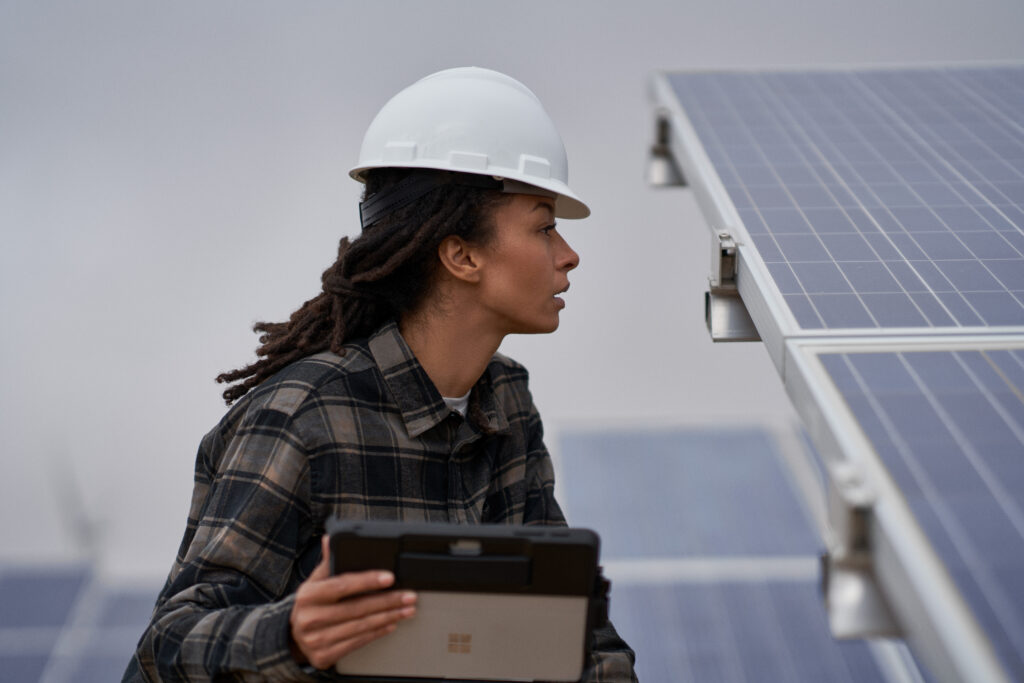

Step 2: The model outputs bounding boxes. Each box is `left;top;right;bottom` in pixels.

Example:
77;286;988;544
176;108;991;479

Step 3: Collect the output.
3;0;1023;579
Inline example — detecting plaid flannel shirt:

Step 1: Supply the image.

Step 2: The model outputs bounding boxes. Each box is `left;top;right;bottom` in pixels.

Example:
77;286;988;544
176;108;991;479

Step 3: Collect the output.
124;321;637;682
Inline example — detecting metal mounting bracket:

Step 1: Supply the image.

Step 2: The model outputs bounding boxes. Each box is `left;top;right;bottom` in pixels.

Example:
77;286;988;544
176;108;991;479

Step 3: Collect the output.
821;461;901;639
705;232;760;342
647;112;686;188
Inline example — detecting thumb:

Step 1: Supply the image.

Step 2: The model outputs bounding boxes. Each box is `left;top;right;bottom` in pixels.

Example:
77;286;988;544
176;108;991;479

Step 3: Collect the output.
309;534;331;580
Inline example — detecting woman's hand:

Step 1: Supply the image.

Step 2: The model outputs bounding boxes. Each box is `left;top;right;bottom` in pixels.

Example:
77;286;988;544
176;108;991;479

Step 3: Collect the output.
289;535;417;670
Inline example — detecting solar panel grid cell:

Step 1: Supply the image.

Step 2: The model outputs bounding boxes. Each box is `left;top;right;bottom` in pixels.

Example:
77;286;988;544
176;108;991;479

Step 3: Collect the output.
668;68;1024;331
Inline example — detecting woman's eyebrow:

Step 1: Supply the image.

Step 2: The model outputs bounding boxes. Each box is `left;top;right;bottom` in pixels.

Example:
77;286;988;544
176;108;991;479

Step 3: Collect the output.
532;200;556;215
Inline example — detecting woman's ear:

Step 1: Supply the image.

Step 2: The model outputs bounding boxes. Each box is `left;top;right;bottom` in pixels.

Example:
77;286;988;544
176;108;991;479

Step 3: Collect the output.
437;236;483;283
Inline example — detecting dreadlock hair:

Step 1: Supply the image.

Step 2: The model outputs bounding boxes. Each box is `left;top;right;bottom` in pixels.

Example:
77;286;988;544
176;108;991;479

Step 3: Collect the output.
215;168;509;404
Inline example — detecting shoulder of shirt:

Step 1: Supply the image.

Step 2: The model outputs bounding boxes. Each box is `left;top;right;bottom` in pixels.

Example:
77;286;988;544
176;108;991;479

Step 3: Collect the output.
236;339;378;418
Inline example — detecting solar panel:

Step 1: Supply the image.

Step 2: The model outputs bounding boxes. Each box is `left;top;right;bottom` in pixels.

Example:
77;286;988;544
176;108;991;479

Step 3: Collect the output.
814;344;1024;680
650;65;1024;682
660;67;1024;338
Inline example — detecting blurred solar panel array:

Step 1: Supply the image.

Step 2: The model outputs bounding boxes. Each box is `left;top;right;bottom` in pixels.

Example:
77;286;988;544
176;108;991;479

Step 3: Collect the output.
0;567;156;681
652;65;1024;682
557;427;924;682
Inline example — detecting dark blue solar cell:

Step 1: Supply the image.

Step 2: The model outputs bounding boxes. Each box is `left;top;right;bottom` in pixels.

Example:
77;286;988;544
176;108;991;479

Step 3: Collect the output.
996;182;1024;203
735;164;778;185
911;261;955;292
809;293;875;327
822;233;880;261
726;185;753;209
761;207;814;234
869;209;904;234
936;260;1003;291
984;260;1024;290
910;292;956;326
752;234;784;263
715;164;740;185
845;207;882;233
789;184;839;208
915;233;976;260
904;352;976;393
884;260;927;292
909;182;964;206
748;185;795;209
737;208;769;234
837;262;901;292
963;292;1024;325
892;206;944;231
861;293;929;327
1003;205;1024;229
792;262;853;293
958;231;1016;259
913;441;991;496
933;204;987;231
803;208;857;234
851;162;900;183
774;164;819;184
849;183;886;209
784;294;824;327
937;292;987;325
848;353;919;393
820;354;860;393
777;235;831;262
873;183;925;207
864;234;902;260
723;144;767;165
976;205;1019;230
767;262;803;294
988;350;1024;392
875;394;957;442
945;493;1024;565
973;160;1021;183
889;234;928;260
891;161;941;183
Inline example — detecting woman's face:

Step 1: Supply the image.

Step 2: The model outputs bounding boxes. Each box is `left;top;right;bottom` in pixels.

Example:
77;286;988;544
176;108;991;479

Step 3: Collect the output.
474;193;580;336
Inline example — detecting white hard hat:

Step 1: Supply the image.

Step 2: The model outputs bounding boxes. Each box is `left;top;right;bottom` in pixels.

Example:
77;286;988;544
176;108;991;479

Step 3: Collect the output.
350;67;590;219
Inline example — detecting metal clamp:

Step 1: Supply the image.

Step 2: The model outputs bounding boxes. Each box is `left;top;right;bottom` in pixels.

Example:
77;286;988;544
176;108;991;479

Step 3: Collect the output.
705;232;760;342
821;461;901;639
646;112;685;188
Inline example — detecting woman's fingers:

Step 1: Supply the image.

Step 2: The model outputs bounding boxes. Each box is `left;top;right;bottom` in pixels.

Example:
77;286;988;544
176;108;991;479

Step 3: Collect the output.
307;534;332;581
293;589;417;634
298;568;397;605
297;602;416;660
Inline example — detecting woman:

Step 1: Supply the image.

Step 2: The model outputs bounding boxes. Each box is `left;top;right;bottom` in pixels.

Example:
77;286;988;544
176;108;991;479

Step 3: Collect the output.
124;67;637;682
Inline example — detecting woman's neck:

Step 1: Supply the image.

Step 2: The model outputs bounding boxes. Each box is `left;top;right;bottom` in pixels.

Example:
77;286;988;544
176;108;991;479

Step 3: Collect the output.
398;308;503;398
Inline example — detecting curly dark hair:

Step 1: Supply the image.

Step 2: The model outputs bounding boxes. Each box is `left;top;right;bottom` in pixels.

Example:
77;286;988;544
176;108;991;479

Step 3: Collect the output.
215;168;509;404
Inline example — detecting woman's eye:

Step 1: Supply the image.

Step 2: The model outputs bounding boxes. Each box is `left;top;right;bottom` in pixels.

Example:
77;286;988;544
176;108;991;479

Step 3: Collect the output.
541;224;556;236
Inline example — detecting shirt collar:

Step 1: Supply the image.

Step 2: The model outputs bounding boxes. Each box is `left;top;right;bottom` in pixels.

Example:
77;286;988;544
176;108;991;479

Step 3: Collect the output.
368;321;509;438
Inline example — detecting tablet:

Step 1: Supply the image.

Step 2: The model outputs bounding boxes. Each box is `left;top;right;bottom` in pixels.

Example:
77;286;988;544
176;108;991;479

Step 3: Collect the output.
326;519;606;682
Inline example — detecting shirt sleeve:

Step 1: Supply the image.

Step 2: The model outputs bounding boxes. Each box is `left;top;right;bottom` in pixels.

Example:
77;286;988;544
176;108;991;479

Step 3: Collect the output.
521;405;640;683
126;406;324;682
